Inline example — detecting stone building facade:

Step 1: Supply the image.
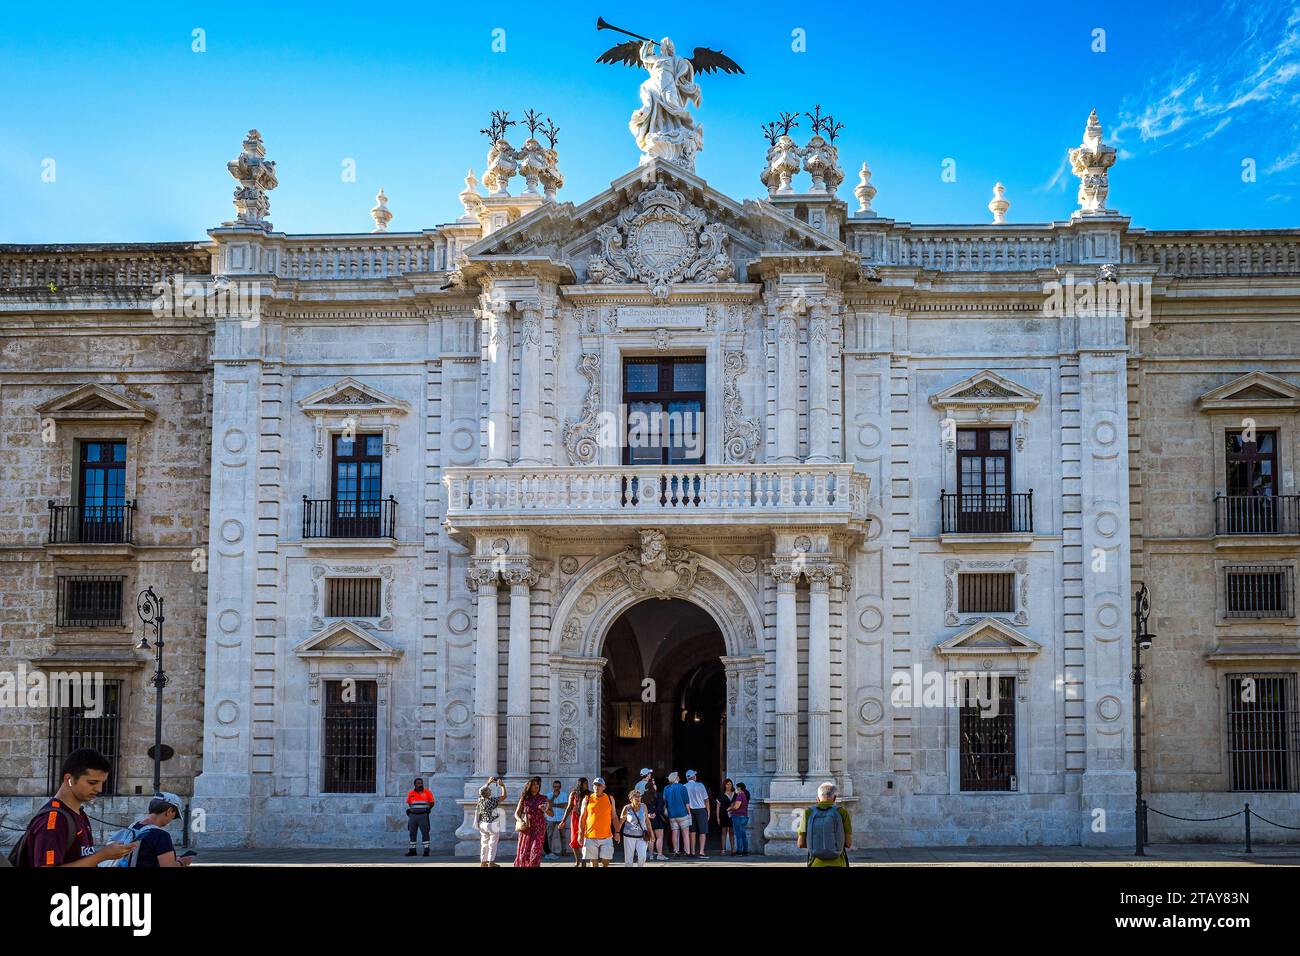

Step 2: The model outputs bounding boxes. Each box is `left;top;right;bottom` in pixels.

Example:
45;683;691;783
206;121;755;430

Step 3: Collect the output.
0;244;212;835
2;111;1298;853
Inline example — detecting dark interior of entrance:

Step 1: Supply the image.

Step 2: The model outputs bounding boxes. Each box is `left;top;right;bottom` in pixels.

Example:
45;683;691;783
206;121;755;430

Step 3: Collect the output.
601;599;726;810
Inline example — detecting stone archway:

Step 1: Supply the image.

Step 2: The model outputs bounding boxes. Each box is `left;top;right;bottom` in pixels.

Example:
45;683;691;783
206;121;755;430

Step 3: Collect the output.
547;531;765;786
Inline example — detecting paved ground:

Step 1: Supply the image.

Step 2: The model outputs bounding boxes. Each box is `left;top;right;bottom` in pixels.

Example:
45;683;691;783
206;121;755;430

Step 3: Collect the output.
186;844;1300;866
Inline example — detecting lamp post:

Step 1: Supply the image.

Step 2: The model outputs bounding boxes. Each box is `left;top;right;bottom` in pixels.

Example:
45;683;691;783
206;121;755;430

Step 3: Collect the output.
1132;583;1154;856
136;587;167;794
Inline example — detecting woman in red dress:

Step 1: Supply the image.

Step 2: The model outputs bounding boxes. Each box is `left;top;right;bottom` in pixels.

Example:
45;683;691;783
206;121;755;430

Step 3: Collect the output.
556;777;590;867
513;776;550;867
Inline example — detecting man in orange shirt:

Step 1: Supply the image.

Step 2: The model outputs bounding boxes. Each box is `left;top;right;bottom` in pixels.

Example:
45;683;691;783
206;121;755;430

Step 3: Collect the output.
404;777;435;857
577;776;619;867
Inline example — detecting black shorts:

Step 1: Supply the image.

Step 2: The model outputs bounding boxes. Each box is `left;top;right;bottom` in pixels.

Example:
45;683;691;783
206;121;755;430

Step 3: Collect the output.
689;807;709;834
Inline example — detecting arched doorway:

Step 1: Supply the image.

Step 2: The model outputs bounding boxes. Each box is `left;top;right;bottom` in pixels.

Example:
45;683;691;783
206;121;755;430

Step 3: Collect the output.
600;599;726;805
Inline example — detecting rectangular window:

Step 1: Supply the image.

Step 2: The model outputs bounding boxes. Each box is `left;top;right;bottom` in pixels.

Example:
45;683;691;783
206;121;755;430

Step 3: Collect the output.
77;440;127;541
326;577;382;618
331;434;383;536
622;357;706;466
48;680;122;794
1225;566;1295;619
322;679;377;793
1227;673;1299;792
958;572;1016;614
1223;431;1281;534
57;575;125;627
959;675;1016;791
954;428;1012;533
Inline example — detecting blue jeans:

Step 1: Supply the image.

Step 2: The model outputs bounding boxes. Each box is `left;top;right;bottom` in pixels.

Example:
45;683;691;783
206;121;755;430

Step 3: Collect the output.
732;816;750;853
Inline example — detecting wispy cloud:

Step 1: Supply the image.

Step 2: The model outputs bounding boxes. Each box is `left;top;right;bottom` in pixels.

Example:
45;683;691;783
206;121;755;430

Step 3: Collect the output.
1111;3;1300;158
1038;149;1072;192
1265;148;1300;173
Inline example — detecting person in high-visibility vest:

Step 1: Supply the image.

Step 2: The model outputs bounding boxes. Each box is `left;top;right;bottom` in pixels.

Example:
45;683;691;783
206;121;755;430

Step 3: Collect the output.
404;778;435;857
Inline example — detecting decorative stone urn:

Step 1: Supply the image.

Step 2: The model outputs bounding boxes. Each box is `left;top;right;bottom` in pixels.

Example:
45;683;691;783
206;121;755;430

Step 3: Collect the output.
761;134;803;195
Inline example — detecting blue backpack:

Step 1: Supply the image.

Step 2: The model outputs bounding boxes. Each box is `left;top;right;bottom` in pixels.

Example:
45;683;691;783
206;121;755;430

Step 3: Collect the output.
97;821;160;867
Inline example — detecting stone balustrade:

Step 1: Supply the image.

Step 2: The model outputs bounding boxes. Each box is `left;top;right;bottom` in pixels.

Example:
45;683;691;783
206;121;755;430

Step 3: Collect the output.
277;235;453;280
443;463;870;527
0;243;211;290
1128;232;1300;277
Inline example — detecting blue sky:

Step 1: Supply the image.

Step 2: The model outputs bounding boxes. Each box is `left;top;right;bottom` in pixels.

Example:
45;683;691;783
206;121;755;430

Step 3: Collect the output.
1;0;1296;242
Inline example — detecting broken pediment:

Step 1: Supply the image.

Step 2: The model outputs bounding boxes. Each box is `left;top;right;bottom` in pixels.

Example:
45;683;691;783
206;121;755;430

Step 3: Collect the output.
292;620;402;660
1197;370;1300;412
462;160;846;293
37;383;156;423
936;618;1041;657
929;370;1042;412
297;377;411;415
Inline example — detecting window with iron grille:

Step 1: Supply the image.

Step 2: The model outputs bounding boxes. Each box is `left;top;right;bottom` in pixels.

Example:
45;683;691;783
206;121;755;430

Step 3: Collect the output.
47;680;122;794
958;572;1015;614
322;679;377;793
56;575;125;627
1227;673;1299;792
325;577;382;618
959;675;1016;791
1225;566;1295;619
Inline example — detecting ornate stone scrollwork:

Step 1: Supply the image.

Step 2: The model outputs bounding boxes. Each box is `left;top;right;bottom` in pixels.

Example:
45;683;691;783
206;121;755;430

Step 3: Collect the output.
617;528;699;598
586;180;734;299
722;351;760;464
561;352;602;465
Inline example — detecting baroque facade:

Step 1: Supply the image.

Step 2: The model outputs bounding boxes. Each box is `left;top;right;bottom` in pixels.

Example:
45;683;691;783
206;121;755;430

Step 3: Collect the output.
2;108;1298;852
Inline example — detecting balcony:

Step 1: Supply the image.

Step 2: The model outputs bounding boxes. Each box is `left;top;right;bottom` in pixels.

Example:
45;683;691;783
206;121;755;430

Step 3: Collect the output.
1214;495;1300;539
939;491;1034;547
302;496;397;550
442;464;870;533
47;501;136;556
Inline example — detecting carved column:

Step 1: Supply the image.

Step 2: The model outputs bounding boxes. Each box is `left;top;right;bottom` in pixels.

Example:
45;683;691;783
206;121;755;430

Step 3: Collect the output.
776;305;799;462
772;562;800;778
483;296;512;466
505;564;539;775
468;567;500;776
807;303;832;462
807;565;833;778
517;302;543;465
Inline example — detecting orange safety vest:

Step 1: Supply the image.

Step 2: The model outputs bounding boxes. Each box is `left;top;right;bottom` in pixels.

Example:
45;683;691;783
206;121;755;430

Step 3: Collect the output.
406;788;435;813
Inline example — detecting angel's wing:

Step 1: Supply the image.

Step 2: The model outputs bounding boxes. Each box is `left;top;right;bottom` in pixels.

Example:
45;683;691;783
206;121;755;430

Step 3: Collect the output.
689;47;744;75
596;40;643;67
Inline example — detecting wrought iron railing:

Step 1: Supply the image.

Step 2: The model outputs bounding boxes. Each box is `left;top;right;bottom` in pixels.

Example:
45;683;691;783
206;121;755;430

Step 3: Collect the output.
47;501;135;544
1215;494;1300;535
302;496;397;539
940;491;1033;534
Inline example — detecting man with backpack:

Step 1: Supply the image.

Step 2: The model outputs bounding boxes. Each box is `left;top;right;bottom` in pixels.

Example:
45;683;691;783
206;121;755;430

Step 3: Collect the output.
796;781;852;867
7;748;135;868
577;776;619;867
101;791;190;867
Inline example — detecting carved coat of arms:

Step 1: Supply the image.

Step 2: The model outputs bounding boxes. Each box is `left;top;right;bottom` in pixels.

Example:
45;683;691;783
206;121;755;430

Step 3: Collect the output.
587;181;733;298
618;528;699;598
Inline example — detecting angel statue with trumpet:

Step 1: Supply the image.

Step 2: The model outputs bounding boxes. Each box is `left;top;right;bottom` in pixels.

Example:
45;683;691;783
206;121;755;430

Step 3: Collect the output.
596;17;743;172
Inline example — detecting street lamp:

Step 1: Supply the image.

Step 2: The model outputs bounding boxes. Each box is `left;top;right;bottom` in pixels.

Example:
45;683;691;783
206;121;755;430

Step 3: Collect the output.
1132;583;1155;856
136;587;168;794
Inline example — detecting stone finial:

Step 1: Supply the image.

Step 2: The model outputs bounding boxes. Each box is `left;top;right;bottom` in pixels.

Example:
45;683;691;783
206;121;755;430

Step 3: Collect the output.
1069;109;1118;216
226;129;278;229
459;169;484;222
370;188;392;233
761;134;802;196
854;162;878;217
988;182;1010;224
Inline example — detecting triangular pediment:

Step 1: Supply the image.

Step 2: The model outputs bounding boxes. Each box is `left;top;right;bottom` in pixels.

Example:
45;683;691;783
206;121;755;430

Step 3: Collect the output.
293;620;402;659
37;384;156;422
929;370;1041;410
297;377;410;415
1197;371;1300;412
463;159;847;287
937;618;1041;656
